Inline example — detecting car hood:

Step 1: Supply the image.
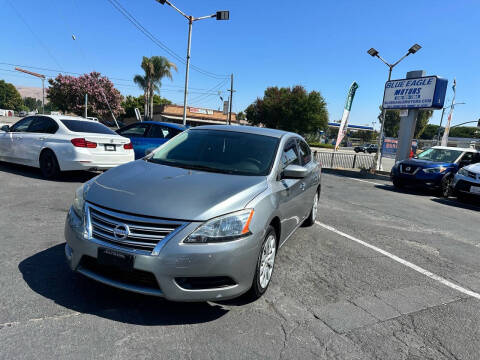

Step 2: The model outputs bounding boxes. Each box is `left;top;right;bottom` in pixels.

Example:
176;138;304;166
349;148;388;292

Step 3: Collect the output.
85;160;268;221
399;159;454;168
464;162;480;173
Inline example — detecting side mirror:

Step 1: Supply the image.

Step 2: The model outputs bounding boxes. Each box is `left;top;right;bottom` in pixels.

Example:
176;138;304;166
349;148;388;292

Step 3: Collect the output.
281;164;308;179
1;125;10;132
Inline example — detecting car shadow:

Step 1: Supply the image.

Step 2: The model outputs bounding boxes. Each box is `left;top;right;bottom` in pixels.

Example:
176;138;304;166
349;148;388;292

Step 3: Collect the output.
0;161;98;183
374;183;438;197
431;197;480;211
18;244;228;326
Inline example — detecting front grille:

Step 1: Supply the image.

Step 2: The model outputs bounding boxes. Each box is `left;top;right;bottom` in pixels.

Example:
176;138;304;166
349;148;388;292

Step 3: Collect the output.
400;164;418;174
79;255;160;290
87;203;185;252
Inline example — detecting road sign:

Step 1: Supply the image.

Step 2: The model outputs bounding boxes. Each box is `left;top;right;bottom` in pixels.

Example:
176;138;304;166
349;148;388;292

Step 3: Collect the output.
223;101;229;115
382;76;448;110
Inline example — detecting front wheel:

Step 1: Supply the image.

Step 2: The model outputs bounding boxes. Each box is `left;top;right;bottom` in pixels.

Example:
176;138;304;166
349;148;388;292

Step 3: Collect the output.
440;174;453;198
39;150;61;179
248;226;277;300
392;177;404;189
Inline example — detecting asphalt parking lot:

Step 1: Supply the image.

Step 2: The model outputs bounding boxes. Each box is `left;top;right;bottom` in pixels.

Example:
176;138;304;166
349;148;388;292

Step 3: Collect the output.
1;162;480;360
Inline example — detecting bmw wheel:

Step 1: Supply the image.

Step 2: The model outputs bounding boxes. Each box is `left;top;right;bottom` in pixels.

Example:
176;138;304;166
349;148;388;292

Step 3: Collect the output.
249;226;277;299
40;150;61;179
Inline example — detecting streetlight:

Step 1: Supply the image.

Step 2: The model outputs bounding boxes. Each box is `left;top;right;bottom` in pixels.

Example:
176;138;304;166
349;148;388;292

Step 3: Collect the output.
436;102;466;145
15;67;46;114
155;0;229;126
367;43;422;170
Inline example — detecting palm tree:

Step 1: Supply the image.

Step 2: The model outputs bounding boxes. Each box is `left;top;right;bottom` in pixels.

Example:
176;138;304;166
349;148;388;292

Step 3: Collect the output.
133;56;177;120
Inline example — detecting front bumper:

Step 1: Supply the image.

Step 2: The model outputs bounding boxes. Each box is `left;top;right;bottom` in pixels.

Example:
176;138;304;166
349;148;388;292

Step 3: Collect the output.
452;176;480;197
64;208;261;302
391;167;444;188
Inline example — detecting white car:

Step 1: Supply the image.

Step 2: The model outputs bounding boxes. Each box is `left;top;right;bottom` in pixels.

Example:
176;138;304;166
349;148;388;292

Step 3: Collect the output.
0;115;134;178
451;162;480;200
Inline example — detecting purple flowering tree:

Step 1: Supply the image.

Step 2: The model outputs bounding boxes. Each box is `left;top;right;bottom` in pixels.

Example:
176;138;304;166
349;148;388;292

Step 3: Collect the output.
47;72;124;119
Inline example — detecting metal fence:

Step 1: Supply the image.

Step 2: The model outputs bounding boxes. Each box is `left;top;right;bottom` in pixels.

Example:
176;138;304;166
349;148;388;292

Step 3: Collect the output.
314;151;375;169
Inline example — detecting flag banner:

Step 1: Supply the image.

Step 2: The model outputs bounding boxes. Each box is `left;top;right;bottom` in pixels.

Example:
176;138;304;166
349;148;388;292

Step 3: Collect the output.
441;78;456;146
335;82;359;150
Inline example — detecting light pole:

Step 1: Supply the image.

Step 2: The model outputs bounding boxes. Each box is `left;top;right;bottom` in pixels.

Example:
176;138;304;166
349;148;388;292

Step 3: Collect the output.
155;0;229;126
436;102;466;144
15;67;46;114
367;43;421;171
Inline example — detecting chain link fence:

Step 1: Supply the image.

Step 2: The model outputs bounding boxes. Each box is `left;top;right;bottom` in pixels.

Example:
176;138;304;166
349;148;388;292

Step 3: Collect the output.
314;151;375;170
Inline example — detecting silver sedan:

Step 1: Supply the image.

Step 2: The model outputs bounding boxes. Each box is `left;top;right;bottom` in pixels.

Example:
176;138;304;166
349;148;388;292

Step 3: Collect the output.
64;125;321;301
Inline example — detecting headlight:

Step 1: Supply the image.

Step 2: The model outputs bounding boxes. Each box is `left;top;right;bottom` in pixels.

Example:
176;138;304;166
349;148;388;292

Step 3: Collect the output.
72;176;97;218
423;166;447;174
184;209;254;244
72;184;86;218
458;167;468;176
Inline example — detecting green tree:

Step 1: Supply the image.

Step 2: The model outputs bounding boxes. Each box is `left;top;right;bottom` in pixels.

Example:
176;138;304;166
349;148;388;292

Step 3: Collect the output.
382;108;433;138
23;97;42;112
245;85;328;135
450;126;480;138
121;94;171;119
419;124;440;140
237;111;246;120
0;80;23;111
134;56;177;120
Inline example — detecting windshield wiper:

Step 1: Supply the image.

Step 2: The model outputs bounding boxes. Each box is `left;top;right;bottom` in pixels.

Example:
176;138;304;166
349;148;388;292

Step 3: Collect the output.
175;164;234;174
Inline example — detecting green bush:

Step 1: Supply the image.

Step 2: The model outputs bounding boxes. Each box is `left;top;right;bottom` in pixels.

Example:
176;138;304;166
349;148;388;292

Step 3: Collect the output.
308;142;334;149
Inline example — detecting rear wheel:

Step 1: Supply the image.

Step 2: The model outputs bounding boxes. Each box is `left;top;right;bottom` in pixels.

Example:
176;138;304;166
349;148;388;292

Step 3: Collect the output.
303;191;319;226
39;150;60;179
248;226;277;300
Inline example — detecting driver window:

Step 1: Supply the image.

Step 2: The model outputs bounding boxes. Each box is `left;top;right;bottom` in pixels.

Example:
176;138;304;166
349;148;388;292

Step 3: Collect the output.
11;117;35;132
281;140;300;168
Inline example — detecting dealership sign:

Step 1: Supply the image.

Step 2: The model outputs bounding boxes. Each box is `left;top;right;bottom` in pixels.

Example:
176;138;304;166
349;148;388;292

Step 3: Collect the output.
382;76;448;109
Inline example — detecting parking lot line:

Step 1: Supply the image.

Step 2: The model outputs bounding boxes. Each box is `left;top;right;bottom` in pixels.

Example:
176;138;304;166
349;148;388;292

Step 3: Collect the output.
345;177;385;186
315;221;480;301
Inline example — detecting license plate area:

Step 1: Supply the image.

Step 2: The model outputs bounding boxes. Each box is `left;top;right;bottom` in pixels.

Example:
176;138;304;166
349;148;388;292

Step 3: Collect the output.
97;248;134;271
470;186;480;194
104;144;116;151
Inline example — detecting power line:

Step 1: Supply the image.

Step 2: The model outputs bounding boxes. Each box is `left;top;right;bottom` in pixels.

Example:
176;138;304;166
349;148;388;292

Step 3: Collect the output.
106;0;229;80
5;0;64;71
189;78;229;104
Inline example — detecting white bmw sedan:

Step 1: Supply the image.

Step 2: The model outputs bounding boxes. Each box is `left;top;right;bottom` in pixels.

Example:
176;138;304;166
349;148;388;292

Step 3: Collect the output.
0;115;134;178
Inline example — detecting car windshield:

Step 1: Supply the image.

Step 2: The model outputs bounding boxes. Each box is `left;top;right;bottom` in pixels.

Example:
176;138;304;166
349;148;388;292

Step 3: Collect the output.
61;120;116;135
415;148;463;163
148;129;279;176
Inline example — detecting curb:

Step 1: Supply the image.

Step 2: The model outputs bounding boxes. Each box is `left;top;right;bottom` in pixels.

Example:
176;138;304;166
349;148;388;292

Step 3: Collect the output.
322;167;391;181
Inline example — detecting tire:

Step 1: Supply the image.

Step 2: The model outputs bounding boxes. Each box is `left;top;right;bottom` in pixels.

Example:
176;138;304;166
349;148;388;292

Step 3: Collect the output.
39;150;61;179
392;177;404;189
440;174;453;198
303;190;319;226
248;226;277;300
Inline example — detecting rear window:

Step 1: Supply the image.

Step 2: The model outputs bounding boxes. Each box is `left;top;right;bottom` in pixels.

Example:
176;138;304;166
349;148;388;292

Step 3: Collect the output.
61;120;116;135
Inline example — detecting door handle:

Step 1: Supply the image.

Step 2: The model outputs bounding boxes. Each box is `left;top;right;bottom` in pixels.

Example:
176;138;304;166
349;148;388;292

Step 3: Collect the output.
300;182;306;191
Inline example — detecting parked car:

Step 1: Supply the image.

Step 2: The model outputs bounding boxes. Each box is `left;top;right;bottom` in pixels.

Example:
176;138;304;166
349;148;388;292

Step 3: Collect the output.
451;163;480;201
0;115;134;178
64;125;321;301
100;119;125;129
354;144;377;153
116;121;186;159
19;111;28;117
390;146;480;197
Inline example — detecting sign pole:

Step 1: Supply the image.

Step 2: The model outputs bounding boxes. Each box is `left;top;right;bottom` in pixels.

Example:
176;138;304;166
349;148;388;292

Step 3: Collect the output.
395;70;425;162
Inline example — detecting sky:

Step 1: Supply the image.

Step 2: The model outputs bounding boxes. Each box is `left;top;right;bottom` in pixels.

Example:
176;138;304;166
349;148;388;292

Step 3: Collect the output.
0;0;478;129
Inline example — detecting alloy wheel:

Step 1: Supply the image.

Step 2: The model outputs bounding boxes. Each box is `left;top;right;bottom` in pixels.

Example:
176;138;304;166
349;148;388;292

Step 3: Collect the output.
259;234;276;289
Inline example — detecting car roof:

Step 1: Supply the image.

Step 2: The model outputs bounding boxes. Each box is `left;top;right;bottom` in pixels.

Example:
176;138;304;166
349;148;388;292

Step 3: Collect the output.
45;115;98;122
140;121;186;130
190;125;295;139
431;146;478;153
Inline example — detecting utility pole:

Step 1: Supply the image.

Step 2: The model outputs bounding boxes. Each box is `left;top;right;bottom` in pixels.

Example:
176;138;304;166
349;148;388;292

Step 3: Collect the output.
85;94;88;118
228;73;234;125
155;1;230;126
